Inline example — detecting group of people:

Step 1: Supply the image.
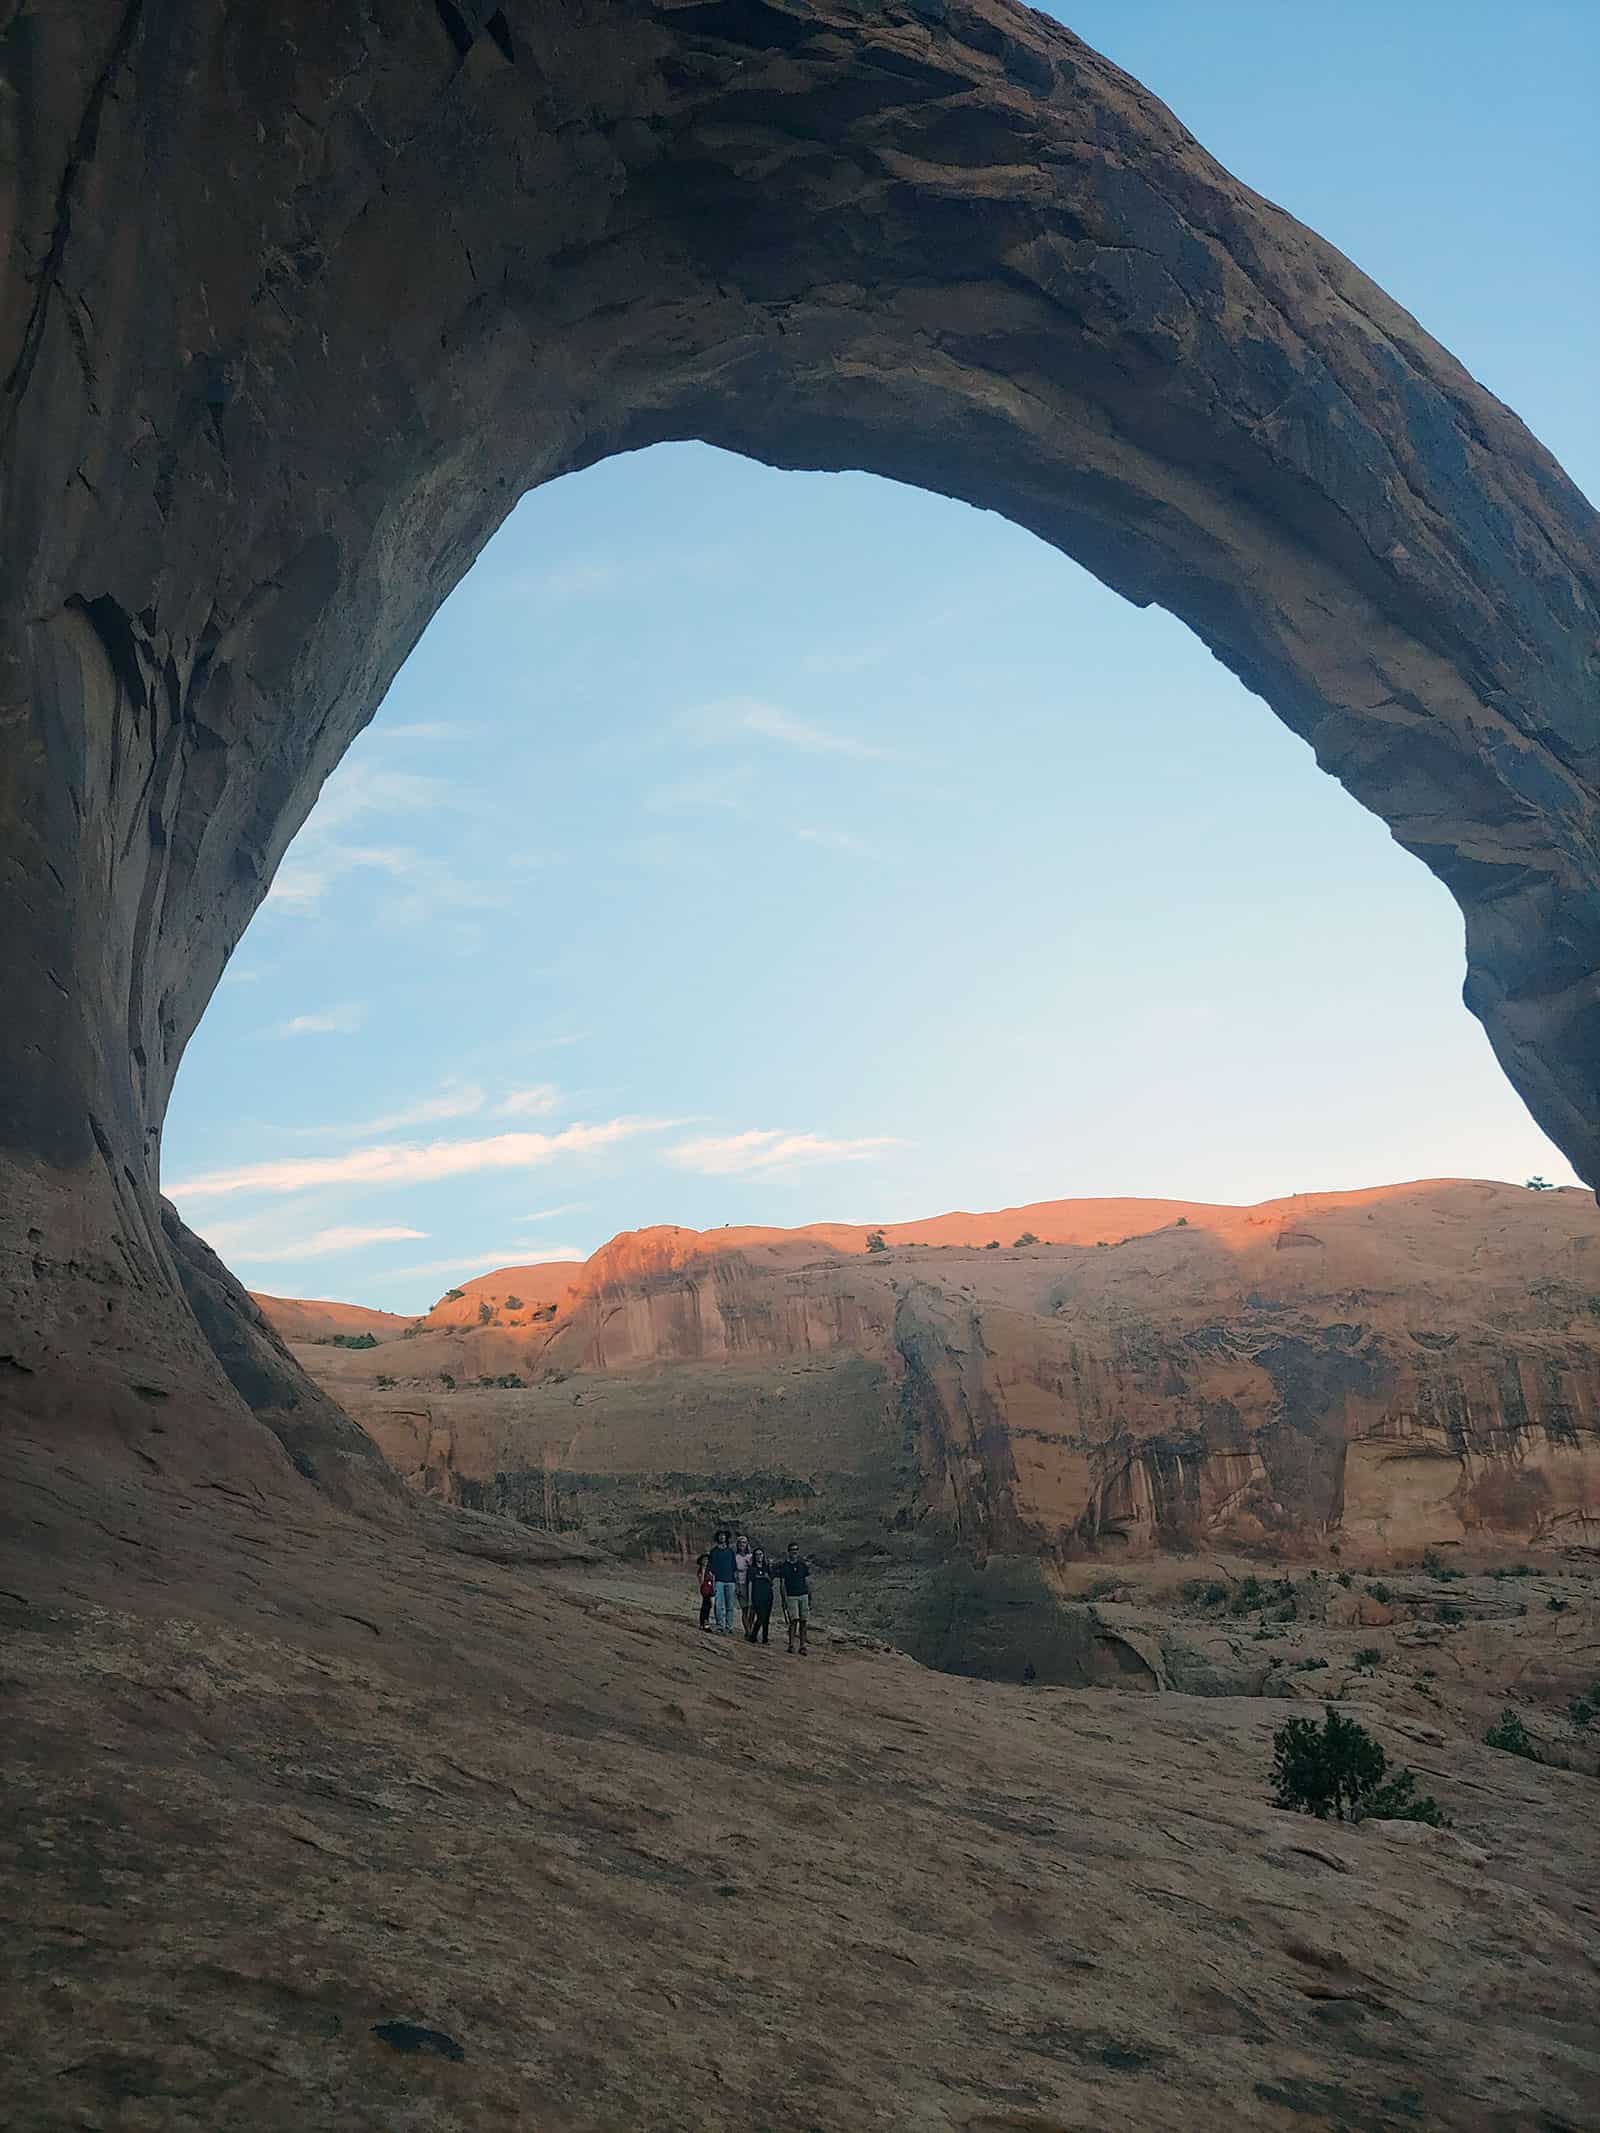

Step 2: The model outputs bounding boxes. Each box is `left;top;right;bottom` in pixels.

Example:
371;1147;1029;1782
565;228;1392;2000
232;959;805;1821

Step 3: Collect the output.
696;1530;813;1654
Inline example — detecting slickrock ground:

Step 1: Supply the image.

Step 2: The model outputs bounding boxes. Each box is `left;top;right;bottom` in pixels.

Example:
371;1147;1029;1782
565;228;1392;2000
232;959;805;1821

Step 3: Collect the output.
3;1478;1598;2133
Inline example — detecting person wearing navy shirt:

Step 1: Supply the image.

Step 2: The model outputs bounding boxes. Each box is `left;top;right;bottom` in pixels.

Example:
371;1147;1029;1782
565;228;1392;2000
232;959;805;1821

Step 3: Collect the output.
706;1528;739;1635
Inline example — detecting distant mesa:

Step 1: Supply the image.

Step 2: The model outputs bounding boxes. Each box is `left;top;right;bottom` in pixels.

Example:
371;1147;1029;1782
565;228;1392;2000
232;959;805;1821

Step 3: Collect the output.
259;1177;1600;1676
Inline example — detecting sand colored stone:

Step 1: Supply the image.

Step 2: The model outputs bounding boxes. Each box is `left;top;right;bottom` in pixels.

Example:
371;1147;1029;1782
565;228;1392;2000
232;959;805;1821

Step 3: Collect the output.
275;1181;1600;1565
2;1475;1597;2132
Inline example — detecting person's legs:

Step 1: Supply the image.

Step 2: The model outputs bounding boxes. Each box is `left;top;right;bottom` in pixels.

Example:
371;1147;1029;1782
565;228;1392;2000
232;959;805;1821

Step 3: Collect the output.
756;1599;771;1644
699;1591;713;1630
796;1593;810;1653
715;1581;736;1633
784;1600;796;1651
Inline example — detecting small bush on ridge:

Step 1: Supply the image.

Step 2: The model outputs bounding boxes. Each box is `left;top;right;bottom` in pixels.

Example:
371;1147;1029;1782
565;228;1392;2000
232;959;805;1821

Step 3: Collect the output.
1271;1705;1449;1825
1484;1709;1539;1761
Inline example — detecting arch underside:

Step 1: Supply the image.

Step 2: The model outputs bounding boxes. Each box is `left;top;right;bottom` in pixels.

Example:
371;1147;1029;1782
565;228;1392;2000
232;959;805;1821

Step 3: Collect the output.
1;0;1596;1476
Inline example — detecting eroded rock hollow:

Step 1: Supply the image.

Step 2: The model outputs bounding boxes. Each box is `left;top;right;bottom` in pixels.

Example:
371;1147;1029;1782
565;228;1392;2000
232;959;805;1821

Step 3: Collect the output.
3;0;1598;1491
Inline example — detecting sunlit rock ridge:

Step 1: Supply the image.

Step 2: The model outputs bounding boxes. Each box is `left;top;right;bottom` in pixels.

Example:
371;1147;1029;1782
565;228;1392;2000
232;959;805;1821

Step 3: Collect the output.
264;1179;1600;1601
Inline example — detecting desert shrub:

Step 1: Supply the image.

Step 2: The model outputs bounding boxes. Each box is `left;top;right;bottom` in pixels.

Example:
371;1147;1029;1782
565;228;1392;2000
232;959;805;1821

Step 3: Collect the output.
1271;1705;1449;1825
984;1240;1000;1250
1354;1647;1383;1670
1175;1216;1189;1227
374;1373;395;1389
1095;1240;1108;1248
1366;1581;1392;1604
1292;1658;1329;1673
495;1372;525;1389
1435;1599;1464;1624
1484;1709;1539;1761
1567;1697;1595;1730
1188;1580;1228;1609
865;1230;887;1253
1014;1232;1039;1247
1524;1175;1554;1191
326;1331;378;1350
502;1294;523;1309
1228;1575;1265;1616
1336;1571;1352;1588
400;1323;420;1339
439;1372;455;1390
477;1300;493;1325
1546;1595;1568;1612
442;1288;465;1302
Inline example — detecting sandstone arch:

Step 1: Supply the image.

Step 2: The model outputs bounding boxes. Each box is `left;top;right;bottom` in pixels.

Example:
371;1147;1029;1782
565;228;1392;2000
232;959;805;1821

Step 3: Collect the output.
3;0;1597;1484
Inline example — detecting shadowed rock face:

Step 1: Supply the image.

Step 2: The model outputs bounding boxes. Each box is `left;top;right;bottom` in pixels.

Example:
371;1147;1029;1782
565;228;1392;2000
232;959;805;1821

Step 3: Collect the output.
2;1;1597;1475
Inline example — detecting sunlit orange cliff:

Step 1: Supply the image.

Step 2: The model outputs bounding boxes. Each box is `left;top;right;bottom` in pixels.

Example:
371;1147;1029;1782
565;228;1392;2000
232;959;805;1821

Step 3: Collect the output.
260;1180;1600;1602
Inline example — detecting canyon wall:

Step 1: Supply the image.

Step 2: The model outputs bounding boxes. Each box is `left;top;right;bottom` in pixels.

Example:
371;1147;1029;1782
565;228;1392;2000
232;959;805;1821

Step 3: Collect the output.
271;1182;1600;1578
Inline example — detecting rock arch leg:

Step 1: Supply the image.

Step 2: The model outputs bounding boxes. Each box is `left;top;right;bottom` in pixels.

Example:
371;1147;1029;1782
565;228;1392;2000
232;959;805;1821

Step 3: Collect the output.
3;1;1596;1481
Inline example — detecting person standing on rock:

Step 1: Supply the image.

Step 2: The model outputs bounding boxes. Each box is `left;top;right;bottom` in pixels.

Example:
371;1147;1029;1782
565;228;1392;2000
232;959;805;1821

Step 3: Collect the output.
707;1528;740;1635
745;1549;776;1646
734;1531;754;1634
779;1541;813;1655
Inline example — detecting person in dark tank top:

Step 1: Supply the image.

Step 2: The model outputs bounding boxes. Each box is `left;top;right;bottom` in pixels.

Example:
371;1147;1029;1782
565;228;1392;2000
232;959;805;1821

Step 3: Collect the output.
745;1550;775;1645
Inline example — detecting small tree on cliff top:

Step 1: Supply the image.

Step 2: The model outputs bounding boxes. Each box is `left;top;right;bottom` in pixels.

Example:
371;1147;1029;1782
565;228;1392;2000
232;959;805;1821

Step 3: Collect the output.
1524;1176;1555;1191
865;1230;887;1252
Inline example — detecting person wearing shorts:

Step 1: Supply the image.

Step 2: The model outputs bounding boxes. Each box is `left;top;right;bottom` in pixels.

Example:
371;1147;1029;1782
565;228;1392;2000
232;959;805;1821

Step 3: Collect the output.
779;1541;812;1655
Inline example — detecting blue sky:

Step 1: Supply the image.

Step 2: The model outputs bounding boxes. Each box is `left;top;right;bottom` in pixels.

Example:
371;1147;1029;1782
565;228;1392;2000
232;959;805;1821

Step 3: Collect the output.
165;0;1598;1311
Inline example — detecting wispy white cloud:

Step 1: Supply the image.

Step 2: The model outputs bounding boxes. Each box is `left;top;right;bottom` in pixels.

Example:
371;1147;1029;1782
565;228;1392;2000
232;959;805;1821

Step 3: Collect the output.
496;1084;561;1118
169;1117;669;1203
288;1083;488;1139
308;765;451;836
497;544;732;611
227;1224;428;1264
667;1128;903;1177
385;1245;588;1282
220;966;263;986
266;845;416;913
519;1203;588;1222
795;826;874;856
263;764;488;921
802;643;889;677
275;1003;365;1038
681;695;894;761
527;558;624;605
381;721;457;740
645;766;755;815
